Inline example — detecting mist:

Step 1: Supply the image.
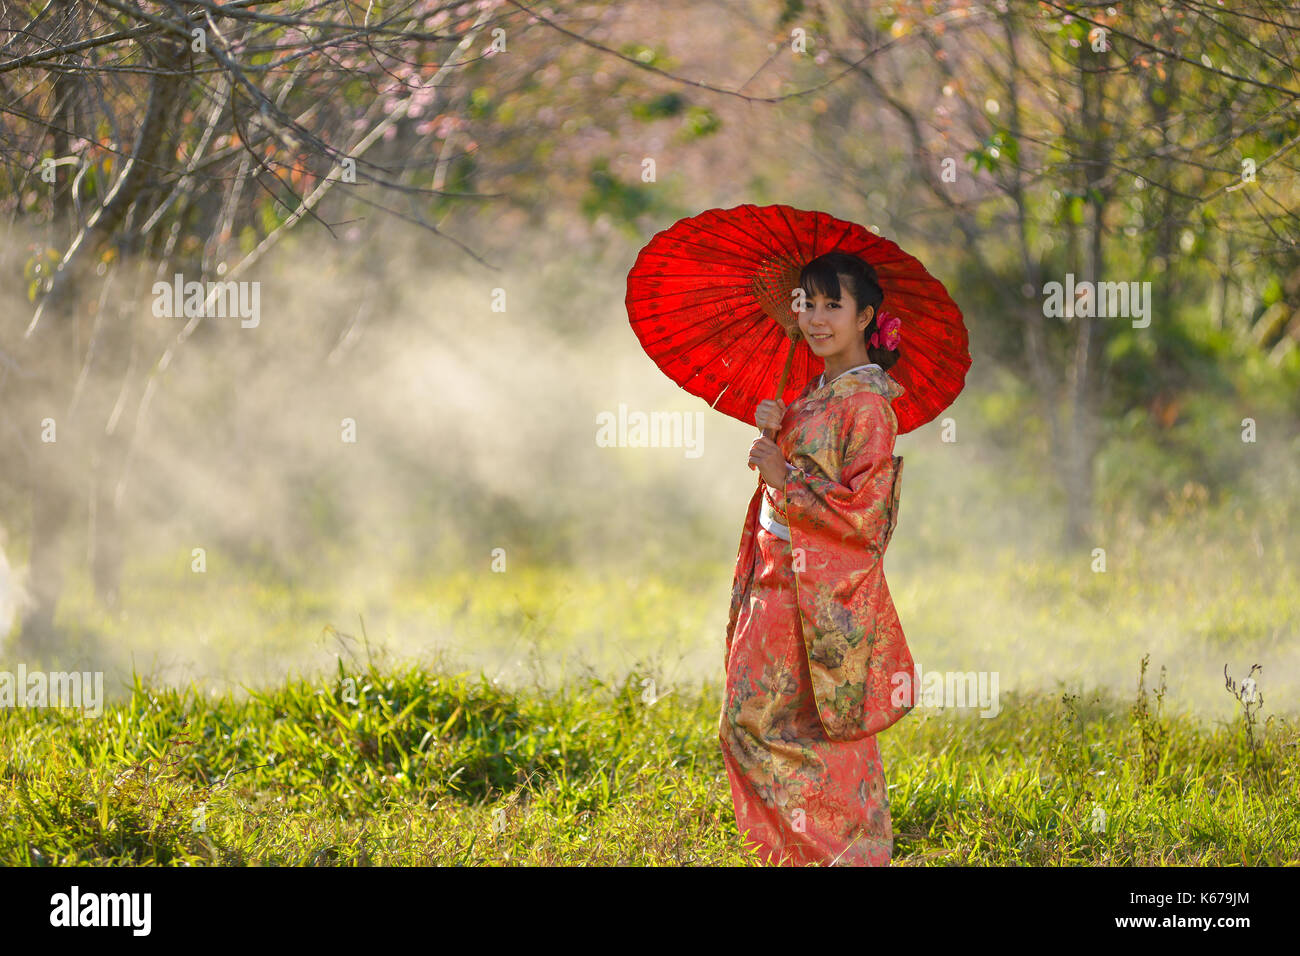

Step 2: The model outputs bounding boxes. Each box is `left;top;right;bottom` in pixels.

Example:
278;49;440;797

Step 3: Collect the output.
2;217;1296;725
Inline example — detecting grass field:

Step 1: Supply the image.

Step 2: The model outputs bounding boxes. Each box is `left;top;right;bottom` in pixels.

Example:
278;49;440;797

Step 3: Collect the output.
3;419;1297;865
2;645;1296;865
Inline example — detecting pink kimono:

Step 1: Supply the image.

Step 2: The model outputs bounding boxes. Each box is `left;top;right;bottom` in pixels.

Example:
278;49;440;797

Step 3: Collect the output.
719;364;918;866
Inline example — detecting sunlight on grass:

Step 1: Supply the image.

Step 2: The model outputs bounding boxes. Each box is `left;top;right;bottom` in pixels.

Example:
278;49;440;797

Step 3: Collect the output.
2;653;1295;865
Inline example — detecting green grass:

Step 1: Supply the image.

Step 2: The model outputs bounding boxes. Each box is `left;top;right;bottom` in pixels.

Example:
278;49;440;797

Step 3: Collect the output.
2;650;1296;865
3;427;1297;865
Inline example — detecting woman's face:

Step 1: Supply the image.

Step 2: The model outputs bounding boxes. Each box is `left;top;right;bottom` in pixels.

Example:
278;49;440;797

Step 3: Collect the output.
797;274;873;360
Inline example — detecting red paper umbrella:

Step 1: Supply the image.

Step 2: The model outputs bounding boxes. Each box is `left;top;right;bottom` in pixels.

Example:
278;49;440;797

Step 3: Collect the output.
625;203;969;433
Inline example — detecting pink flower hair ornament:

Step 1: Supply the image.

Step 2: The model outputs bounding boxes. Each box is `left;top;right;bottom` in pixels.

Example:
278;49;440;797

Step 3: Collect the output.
869;310;902;350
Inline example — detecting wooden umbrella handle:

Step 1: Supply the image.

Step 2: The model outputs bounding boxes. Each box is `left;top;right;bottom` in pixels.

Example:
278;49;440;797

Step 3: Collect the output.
760;333;799;440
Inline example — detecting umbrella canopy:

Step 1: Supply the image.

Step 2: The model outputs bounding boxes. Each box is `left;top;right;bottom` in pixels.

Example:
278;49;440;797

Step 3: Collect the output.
625;202;969;433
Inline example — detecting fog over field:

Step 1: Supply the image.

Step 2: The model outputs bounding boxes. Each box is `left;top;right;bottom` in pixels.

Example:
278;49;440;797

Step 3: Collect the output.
3;220;1295;726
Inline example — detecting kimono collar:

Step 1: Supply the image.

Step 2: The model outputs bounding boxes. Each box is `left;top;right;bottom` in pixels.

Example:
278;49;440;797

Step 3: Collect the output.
806;363;905;404
818;362;880;390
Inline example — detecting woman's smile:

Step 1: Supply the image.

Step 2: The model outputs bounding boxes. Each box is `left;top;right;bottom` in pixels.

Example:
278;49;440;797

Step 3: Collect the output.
798;292;858;348
796;274;876;378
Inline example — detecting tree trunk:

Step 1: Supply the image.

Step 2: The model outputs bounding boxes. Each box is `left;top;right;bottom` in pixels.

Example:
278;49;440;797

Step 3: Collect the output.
18;36;185;649
1060;33;1111;549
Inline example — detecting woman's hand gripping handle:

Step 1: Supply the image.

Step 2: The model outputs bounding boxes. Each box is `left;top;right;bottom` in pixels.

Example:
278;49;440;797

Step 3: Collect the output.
748;398;790;488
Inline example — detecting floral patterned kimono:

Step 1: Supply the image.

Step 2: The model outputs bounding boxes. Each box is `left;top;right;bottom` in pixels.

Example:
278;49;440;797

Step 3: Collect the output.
719;363;918;866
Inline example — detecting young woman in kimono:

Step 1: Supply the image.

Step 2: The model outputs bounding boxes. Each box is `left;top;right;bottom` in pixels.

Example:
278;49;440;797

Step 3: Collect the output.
719;250;918;867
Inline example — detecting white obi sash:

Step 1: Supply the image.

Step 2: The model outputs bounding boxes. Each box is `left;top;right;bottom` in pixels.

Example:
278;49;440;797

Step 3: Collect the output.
759;489;791;541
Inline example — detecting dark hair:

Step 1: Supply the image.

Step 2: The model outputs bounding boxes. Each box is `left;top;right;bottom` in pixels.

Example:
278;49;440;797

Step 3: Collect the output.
797;250;900;370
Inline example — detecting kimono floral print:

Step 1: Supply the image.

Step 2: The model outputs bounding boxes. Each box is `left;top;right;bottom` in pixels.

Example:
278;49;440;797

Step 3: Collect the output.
720;363;918;866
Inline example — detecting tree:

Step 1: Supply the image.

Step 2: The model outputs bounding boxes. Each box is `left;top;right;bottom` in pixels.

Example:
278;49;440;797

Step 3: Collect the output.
797;0;1298;545
1;0;513;651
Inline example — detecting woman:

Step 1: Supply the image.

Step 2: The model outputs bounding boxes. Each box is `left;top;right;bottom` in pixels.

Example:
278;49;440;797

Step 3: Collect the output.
719;250;918;866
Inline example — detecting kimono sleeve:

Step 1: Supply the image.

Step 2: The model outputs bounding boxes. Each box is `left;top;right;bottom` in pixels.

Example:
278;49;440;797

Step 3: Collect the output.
779;389;915;741
782;390;900;554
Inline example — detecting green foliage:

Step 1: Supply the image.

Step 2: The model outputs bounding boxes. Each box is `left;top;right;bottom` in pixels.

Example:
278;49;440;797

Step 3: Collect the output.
3;655;1295;865
966;129;1019;174
776;0;807;29
467;86;494;121
6;459;1298;865
618;43;667;68
678;106;722;141
260;198;286;235
580;158;656;230
630;92;685;121
22;246;59;302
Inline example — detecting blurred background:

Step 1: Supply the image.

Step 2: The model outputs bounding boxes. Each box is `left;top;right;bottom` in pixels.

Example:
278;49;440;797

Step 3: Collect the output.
1;0;1297;721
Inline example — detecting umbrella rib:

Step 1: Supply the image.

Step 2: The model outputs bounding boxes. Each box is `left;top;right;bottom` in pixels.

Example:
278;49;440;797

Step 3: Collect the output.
654;218;778;265
629;292;770;351
679;315;793;410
